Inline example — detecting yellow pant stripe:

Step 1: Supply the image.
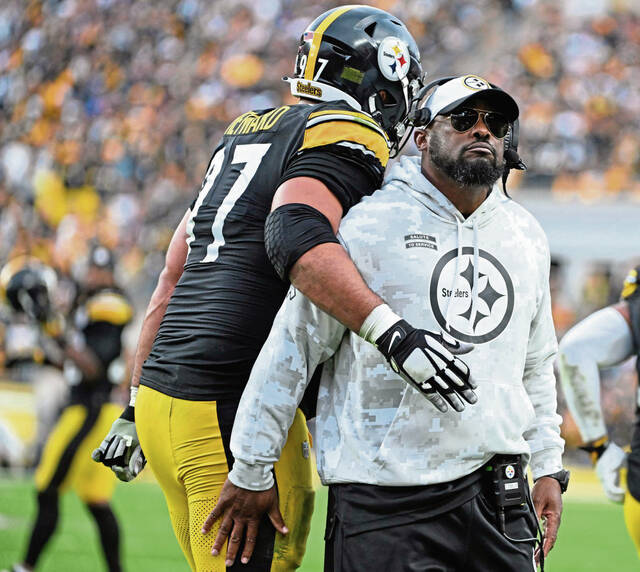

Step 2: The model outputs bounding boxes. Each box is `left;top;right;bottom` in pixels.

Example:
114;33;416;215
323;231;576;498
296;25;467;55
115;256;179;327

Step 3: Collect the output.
272;409;315;571
34;403;120;503
624;492;640;559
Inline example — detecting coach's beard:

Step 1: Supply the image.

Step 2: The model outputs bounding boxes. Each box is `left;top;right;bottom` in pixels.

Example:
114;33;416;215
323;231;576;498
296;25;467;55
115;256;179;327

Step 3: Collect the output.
429;133;504;189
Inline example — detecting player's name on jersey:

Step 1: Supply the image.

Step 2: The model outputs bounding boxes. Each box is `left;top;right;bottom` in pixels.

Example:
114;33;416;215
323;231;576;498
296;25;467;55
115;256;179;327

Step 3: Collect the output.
225;106;290;136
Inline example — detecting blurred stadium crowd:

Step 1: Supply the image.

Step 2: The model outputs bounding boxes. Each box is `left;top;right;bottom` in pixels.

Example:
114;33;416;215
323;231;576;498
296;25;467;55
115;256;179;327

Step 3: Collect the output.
0;0;639;459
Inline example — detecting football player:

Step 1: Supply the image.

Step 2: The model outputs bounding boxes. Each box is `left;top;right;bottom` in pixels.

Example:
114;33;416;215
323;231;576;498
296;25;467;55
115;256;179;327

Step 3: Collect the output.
92;6;470;571
3;247;133;572
0;256;67;465
558;265;640;558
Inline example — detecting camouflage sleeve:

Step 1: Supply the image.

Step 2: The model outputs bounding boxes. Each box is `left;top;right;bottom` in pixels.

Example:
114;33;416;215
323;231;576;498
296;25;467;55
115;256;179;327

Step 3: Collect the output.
522;252;565;479
228;285;346;491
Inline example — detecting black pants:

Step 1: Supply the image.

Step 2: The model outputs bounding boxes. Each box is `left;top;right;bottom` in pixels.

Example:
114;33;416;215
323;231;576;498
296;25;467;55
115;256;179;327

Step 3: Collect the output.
627;415;640;501
324;481;537;572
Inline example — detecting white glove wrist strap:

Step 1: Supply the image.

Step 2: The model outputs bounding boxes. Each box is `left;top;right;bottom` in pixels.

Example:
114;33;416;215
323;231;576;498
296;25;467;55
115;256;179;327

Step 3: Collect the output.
129;386;138;407
359;303;402;344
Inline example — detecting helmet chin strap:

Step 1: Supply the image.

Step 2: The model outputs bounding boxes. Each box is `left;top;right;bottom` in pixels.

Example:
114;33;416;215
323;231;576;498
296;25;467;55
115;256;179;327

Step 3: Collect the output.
400;76;410;112
368;94;377;115
392;76;427;158
379;76;415;156
367;94;395;150
393;76;411;143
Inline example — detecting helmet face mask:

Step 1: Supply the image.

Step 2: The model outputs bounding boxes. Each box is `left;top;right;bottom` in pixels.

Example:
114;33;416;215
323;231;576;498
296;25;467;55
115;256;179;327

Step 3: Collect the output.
285;5;425;156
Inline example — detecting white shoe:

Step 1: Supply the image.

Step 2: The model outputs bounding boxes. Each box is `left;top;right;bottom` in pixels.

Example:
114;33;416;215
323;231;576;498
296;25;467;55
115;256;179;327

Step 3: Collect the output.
1;565;32;572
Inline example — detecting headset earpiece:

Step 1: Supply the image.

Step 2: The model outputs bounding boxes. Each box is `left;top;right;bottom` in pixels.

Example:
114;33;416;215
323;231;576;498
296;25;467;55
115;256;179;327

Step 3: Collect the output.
502;118;526;194
506;119;526;169
408;76;457;127
409;107;431;127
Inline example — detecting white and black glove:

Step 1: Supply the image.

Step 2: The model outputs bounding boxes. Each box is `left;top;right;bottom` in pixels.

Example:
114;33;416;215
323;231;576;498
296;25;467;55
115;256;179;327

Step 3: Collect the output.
92;389;146;482
361;305;477;413
582;440;626;503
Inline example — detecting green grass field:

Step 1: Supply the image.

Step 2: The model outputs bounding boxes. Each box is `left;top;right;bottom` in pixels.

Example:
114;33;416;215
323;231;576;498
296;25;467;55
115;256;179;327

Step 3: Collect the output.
0;469;637;571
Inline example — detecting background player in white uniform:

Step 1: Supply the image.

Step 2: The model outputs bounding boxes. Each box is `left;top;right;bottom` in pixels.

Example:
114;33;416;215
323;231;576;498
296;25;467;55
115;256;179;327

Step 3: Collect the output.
558;264;640;559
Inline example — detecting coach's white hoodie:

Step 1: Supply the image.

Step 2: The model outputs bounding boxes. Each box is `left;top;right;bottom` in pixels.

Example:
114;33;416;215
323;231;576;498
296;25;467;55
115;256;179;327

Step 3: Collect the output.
230;155;564;490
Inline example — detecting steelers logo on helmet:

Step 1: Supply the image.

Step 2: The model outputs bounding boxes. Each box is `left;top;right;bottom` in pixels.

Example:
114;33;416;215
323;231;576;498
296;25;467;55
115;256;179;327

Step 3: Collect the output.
505;465;516;479
377;37;411;81
463;75;491;90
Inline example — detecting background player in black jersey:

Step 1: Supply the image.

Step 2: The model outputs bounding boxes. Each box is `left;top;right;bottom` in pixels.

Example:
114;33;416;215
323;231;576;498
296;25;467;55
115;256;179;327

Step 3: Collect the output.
0;256;67;466
93;5;476;571
558;265;640;560
3;247;133;572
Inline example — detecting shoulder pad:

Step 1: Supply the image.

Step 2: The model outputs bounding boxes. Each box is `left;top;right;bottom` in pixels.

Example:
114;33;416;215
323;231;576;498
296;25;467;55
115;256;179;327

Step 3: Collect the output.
300;107;390;167
85;292;133;325
621;267;639;300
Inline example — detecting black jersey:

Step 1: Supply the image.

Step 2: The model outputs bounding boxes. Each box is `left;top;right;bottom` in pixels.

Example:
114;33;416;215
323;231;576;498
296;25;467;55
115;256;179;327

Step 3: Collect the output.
622;266;640;390
621;266;640;500
140;101;390;401
68;287;133;405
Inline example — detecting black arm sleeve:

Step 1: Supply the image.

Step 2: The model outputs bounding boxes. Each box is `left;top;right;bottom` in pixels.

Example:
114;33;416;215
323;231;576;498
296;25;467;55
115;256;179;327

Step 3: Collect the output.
279;147;384;214
264;204;340;281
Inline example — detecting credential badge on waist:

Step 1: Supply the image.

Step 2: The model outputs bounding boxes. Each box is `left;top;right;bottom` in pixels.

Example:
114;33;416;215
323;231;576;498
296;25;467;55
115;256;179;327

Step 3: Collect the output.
404;233;438;250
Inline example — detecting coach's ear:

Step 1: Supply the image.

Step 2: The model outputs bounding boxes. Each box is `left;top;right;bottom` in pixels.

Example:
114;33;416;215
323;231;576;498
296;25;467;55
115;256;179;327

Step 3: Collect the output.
414;129;428;152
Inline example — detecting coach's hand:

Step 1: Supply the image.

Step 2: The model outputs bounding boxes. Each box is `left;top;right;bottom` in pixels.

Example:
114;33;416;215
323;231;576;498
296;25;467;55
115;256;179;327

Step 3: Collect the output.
369;314;477;412
91;407;146;482
532;477;563;562
594;441;626;503
202;478;288;567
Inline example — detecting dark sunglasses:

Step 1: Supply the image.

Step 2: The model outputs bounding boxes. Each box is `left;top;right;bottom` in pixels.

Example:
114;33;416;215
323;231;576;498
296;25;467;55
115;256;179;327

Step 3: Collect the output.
446;109;510;139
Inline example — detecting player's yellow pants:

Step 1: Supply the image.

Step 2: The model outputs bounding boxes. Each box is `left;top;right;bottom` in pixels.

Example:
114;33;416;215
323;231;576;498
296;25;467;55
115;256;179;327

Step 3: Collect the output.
34;402;121;503
136;384;315;572
624;492;640;559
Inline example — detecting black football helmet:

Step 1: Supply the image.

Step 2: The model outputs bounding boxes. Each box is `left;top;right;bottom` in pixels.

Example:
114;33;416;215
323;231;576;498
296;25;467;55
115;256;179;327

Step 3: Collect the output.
284;5;425;155
0;257;57;322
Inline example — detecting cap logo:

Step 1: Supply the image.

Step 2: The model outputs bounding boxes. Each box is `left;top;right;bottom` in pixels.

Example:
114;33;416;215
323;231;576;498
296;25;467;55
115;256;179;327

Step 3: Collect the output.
377;37;410;81
463;75;490;90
